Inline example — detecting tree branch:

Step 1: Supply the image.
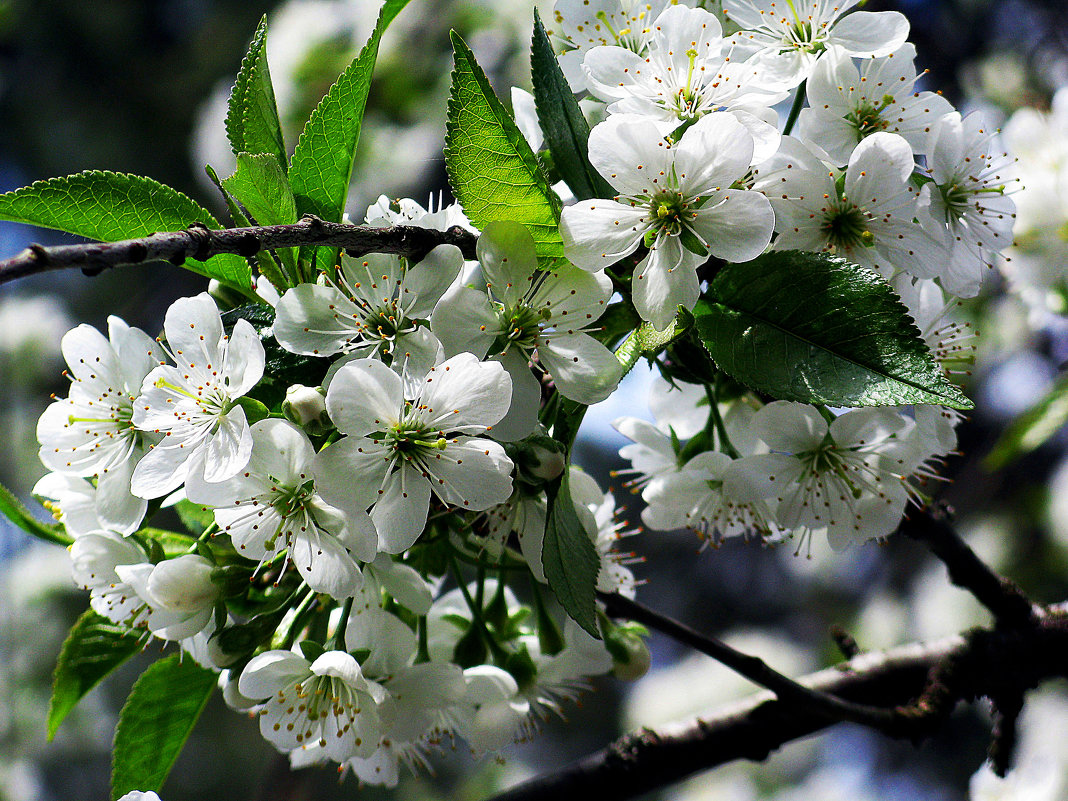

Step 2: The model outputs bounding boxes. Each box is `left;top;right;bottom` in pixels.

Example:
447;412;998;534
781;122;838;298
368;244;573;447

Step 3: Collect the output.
898;503;1037;627
0;217;479;285
491;604;1068;801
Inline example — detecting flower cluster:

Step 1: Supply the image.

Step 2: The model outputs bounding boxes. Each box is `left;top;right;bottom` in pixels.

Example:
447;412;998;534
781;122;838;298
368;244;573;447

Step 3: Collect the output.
32;202;640;784
23;0;1011;787
546;0;1009;550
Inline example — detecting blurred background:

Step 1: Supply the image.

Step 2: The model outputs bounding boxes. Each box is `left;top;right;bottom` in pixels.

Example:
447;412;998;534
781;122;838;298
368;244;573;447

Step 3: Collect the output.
1;0;1068;799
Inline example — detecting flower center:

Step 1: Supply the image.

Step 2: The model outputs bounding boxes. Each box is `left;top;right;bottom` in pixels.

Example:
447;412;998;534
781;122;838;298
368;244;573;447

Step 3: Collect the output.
649;191;692;237
822;200;875;250
385;418;446;459
846;96;895;138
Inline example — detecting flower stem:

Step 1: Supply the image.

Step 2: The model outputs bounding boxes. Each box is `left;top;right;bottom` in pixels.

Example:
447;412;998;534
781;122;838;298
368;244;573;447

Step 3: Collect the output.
783;81;807;136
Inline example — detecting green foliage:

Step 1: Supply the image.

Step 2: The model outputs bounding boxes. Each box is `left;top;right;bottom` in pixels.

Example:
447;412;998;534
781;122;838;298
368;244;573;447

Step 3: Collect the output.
446;31;565;268
289;0;412;276
0;171;252;291
111;655;217;799
1;480;71;546
530;10;614;201
986;371;1068;468
694;251;973;409
225;14;288;174
222;153;297;227
542;471;601;638
48;610;145;741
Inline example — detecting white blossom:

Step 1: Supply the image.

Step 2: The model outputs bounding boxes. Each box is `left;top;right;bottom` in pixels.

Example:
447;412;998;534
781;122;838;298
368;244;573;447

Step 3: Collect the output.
432;221;621;439
561;112;774;329
723;0;910;88
186;419;376;598
131;293;264;498
315;354;514;553
37;316;164;533
925;111;1018;297
239;648;382;761
115;554;220;641
796;44;954;165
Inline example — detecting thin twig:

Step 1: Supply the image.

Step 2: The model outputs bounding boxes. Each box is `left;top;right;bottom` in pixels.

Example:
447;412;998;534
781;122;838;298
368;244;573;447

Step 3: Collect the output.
898;503;1037;627
0;216;479;286
490;605;1068;801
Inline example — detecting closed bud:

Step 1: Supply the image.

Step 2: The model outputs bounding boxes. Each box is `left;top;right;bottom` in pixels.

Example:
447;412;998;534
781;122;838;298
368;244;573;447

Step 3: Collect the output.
282;384;330;434
605;626;651;681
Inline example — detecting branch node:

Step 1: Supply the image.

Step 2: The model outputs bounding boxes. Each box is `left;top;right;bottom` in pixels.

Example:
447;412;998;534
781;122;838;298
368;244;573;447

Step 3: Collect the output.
236;232;261;258
28;243;50;264
830;625;861;660
185;222;214;262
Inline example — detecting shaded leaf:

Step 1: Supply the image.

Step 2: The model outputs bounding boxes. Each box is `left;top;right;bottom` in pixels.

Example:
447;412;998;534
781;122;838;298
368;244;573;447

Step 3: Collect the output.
48;611;144;741
530;10;614;201
985;371;1068;469
542;471;600;638
1;480;71;546
226;15;287;173
693;251;972;409
111;655;216;799
289;0;412;275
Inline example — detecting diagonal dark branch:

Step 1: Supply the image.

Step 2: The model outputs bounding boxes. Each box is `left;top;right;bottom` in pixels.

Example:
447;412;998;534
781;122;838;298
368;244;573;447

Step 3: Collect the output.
491;604;1068;801
0;216;479;286
898;503;1037;627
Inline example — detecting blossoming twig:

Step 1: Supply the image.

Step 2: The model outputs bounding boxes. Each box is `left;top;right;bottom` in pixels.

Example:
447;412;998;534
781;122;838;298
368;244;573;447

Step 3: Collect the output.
0;216;478;285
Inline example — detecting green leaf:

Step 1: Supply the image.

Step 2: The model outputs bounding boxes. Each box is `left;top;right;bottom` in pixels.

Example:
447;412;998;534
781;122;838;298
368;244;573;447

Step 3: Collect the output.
530;10;614;201
985;371;1068;469
542;471;600;638
221;153;298;280
2;480;71;546
446;32;565;268
0;171;252;291
289;0;412;275
111;655;216;799
693;251;973;409
48;610;144;741
226;15;287;174
205;164;291;291
222;153;297;226
173;498;216;537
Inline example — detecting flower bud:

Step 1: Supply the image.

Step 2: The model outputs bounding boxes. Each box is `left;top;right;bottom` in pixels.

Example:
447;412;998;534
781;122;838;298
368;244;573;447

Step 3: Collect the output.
282;384;330;434
605;625;651;681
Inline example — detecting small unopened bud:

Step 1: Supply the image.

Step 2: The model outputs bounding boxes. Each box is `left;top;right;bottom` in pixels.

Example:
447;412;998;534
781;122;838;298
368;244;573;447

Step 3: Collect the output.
283;384;330;434
605;625;651;681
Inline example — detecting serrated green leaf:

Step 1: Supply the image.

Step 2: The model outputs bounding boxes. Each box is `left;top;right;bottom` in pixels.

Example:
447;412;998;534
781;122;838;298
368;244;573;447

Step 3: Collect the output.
0;171;252;291
226;15;287;174
530;10;614;201
289;0;412;276
205;164;290;291
2;480;72;546
985;371;1068;469
111;655;216;799
693;251;973;409
222;153;298;279
447;32;565;268
48;610;144;741
223;153;297;226
542;472;600;638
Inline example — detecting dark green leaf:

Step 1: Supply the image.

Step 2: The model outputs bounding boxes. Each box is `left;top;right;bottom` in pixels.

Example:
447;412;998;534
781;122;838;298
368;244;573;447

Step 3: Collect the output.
111;655;216;799
530;10;614;201
226;15;287;173
289;0;412;275
446;32;565;268
3;480;71;546
542;471;600;638
985;371;1068;469
0;171;252;291
174;498;216;537
693;251;973;409
48;610;145;741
